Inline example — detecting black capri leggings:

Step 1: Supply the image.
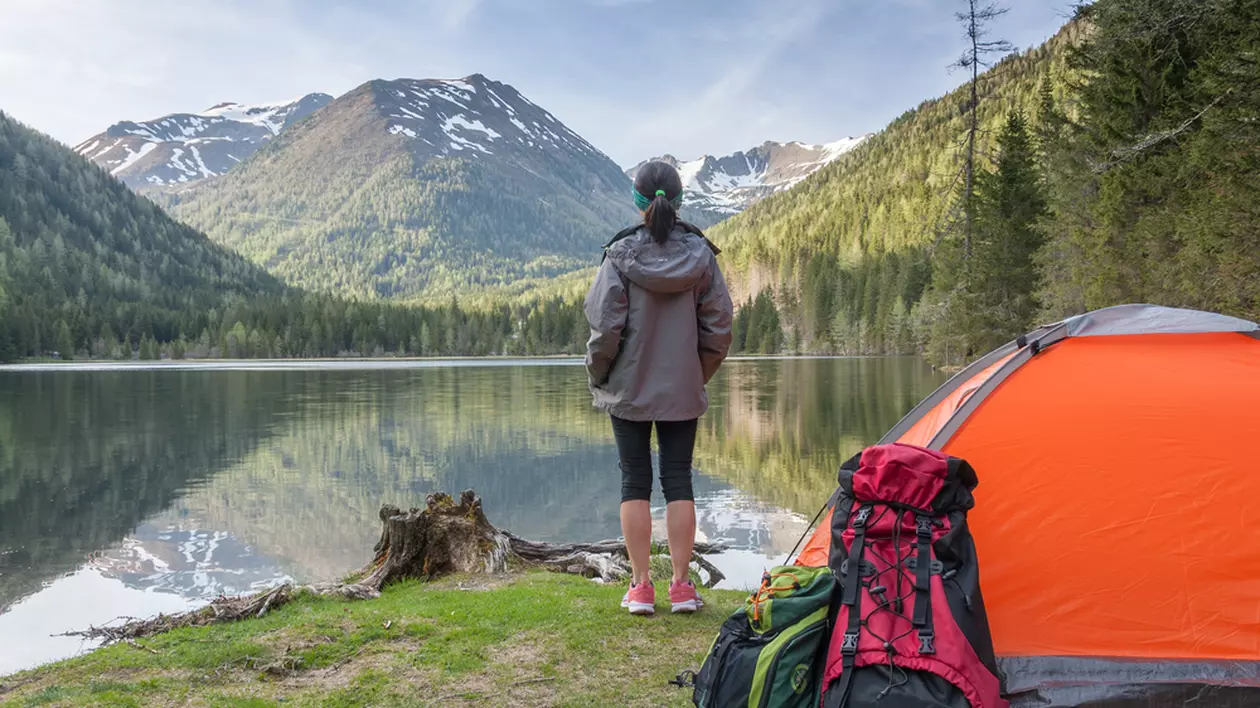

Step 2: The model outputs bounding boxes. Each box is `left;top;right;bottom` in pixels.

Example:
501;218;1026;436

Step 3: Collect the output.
610;416;698;504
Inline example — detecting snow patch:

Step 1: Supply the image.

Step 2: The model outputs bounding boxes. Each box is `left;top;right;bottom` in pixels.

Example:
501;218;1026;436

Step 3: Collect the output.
189;144;215;178
821;136;867;161
428;84;471;110
110;142;156;175
442;79;477;94
396;104;425;120
200;98;303;135
447;134;490;154
509;116;530;135
124;126;157;140
486;87;515;114
168;147;189;175
677;157;708;192
95;139;123;159
179;116;207;137
389;124;418;138
442;115;501;141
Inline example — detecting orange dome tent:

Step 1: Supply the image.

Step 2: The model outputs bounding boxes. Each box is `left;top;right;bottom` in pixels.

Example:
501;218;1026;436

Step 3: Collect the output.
793;304;1260;706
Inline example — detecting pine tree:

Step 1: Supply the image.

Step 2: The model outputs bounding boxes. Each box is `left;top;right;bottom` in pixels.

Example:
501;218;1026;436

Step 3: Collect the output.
54;320;74;360
730;298;751;354
968;110;1048;351
0;323;15;363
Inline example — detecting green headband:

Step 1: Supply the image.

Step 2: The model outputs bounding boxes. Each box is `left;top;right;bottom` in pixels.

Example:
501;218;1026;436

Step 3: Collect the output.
634;188;683;211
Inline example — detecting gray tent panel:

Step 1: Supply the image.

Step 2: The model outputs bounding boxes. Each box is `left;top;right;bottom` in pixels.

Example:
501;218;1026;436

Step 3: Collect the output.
1002;655;1260;707
1060;304;1259;338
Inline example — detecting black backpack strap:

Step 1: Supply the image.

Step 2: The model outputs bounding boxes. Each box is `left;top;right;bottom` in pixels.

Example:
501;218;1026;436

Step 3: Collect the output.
832;504;872;707
601;225;642;264
913;514;936;655
677;219;721;256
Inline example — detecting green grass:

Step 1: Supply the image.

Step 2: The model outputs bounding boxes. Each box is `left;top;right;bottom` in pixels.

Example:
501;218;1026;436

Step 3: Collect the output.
0;572;748;707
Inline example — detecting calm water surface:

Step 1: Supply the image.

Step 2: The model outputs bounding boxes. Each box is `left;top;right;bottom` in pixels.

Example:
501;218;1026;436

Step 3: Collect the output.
0;358;944;675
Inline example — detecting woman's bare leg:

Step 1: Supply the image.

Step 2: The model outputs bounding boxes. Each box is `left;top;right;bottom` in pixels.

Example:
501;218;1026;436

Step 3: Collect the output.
666;500;696;583
621;500;653;585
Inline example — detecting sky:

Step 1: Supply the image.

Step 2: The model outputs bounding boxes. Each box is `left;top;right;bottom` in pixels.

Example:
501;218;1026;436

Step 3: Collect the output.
0;0;1075;168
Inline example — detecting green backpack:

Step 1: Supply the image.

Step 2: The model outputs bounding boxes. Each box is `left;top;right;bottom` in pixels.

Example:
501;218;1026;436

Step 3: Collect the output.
686;565;837;708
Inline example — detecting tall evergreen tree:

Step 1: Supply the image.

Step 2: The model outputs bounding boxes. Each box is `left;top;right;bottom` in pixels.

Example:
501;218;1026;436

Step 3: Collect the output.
54;321;74;360
968;110;1048;352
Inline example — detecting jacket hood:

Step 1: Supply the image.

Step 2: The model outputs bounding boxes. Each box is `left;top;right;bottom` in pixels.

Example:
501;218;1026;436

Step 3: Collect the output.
605;226;715;294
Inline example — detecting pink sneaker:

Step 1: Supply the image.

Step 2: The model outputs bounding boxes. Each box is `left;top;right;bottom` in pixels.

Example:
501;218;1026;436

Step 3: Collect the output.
669;580;704;613
621;581;655;615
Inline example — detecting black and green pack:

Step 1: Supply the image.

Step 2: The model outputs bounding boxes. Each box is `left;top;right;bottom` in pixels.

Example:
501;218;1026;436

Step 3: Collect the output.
688;565;837;708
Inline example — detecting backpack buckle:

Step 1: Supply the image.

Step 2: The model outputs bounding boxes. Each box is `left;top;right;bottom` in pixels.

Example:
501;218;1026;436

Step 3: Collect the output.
915;515;933;538
852;506;872;528
841;631;860;655
918;630;936;655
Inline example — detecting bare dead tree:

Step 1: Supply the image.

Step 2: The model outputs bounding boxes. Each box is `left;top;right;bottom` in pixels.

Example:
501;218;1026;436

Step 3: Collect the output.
952;0;1016;258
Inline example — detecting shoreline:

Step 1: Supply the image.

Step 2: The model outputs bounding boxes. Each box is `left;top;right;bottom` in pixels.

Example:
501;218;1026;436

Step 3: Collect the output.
0;353;922;372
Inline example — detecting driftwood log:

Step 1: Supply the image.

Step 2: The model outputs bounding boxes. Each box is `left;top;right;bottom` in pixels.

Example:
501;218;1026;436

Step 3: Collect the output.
66;490;727;643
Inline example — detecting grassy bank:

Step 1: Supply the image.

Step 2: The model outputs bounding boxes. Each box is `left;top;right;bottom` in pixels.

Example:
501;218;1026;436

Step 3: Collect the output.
0;572;748;707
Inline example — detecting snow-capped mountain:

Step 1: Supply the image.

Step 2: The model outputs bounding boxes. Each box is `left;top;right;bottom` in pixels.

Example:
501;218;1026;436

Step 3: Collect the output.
165;73;639;299
74;93;332;190
360;74;624;176
627;137;871;225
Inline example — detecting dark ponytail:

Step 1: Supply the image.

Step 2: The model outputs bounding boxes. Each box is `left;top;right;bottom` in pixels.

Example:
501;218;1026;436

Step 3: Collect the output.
645;192;675;245
633;161;684;245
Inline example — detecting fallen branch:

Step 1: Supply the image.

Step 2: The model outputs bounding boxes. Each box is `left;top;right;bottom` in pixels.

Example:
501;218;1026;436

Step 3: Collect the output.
691;551;726;588
62;489;727;644
60;582;379;643
125;639;161;655
0;678;34;696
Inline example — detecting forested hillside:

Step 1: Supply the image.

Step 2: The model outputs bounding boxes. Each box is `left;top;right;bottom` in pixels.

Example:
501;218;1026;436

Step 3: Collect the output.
707;18;1085;357
0;110;283;361
714;0;1260;363
0;109;591;362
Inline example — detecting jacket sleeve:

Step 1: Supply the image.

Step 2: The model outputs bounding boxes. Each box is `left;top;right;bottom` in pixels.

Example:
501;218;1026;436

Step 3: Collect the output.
584;258;629;386
697;258;734;384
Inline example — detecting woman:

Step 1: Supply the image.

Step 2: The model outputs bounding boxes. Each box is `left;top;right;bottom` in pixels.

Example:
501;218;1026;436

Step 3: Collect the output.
583;160;734;615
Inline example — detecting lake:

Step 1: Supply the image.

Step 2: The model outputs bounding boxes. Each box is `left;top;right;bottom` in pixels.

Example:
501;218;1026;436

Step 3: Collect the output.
0;357;945;675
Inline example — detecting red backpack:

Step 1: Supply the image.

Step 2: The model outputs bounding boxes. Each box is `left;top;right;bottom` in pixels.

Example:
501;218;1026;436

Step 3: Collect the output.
821;443;1007;708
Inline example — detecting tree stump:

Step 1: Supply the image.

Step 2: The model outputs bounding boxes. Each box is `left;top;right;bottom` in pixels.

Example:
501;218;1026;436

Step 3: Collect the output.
359;490;511;589
357;489;727;589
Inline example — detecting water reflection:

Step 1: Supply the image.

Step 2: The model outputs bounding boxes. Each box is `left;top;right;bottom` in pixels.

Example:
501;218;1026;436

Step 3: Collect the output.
0;358;944;675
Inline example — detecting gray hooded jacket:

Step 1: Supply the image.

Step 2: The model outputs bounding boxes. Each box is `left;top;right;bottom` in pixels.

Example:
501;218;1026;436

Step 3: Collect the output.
583;224;734;422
